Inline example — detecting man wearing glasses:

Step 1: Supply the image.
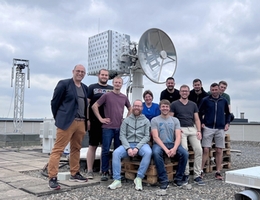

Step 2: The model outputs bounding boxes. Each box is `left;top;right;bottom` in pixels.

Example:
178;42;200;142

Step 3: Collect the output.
48;64;88;190
170;85;204;185
108;100;152;191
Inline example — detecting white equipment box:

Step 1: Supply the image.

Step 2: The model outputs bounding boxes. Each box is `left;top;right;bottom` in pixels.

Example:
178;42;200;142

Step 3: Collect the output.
225;166;260;189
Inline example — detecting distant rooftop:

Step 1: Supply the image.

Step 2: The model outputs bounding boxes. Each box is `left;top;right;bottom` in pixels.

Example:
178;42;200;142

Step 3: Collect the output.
0;118;44;122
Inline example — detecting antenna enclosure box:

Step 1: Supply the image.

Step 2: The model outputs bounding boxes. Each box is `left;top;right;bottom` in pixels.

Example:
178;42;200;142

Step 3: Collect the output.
88;30;131;76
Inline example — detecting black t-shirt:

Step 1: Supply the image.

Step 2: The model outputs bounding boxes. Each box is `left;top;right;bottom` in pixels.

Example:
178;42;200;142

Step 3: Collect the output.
160;88;180;103
88;83;113;120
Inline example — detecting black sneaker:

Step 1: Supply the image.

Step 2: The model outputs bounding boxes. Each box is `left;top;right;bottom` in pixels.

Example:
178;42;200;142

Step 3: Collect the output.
160;181;169;189
173;179;188;188
69;172;88;182
194;176;205;185
48;177;60;190
100;172;109;181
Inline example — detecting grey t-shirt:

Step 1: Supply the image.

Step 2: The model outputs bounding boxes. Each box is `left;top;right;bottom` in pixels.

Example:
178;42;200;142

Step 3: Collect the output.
76;85;85;118
170;100;198;127
151;115;181;144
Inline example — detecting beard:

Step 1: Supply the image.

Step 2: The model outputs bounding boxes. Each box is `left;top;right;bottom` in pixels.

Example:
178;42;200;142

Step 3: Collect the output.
99;79;108;85
133;109;142;116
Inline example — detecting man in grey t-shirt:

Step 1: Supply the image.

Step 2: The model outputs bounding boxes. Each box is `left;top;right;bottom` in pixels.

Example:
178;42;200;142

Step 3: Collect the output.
151;99;189;194
170;85;204;185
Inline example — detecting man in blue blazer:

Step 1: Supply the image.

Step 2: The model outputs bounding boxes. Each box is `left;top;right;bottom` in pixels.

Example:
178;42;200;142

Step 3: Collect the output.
48;64;88;190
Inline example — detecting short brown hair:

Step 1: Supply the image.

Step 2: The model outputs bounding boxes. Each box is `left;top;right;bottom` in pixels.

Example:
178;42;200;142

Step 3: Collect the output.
180;84;190;91
211;83;219;87
159;99;170;107
143;90;153;99
193;78;202;84
98;69;109;74
219;80;228;86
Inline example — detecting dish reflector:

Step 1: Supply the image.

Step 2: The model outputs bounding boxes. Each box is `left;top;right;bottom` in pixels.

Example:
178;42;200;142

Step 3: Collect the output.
138;28;177;83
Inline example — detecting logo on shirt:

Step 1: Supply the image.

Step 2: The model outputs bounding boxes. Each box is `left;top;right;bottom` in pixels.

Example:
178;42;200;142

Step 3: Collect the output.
93;88;112;95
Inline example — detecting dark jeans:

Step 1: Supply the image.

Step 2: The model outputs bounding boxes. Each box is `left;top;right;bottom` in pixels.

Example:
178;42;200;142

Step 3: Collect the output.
152;143;188;183
101;128;121;173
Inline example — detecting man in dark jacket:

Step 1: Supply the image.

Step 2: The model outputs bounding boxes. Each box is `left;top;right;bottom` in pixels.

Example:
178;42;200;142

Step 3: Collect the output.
199;83;231;181
108;99;152;191
48;64;88;190
188;78;208;107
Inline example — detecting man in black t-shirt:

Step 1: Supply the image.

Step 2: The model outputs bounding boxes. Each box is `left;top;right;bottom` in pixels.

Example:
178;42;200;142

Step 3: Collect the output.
160;77;180;103
188;78;209;107
86;69;113;179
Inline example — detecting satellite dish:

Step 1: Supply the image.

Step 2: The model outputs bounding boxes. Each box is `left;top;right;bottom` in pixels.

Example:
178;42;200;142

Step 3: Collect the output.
138;28;177;83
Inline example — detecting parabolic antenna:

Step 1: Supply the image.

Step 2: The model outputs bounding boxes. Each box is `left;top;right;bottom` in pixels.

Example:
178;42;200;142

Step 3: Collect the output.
138;28;177;83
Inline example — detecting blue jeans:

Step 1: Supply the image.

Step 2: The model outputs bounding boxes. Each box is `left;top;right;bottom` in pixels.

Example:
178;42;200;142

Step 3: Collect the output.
152;143;188;183
112;143;152;180
101;128;121;173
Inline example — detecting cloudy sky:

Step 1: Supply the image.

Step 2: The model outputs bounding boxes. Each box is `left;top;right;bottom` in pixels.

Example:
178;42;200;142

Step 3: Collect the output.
0;0;259;122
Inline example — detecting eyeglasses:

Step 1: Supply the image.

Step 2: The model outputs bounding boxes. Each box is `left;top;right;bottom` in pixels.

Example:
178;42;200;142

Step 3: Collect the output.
180;90;189;93
75;70;86;74
133;105;142;108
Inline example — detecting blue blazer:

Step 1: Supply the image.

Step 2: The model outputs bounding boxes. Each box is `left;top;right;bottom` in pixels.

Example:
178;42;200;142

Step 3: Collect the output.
51;78;88;130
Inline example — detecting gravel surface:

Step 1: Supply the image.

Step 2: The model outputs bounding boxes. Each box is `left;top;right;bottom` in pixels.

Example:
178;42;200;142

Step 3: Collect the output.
22;141;260;200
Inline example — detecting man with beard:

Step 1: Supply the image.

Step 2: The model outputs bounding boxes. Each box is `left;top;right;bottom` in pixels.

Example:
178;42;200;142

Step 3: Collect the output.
108;99;152;191
160;77;180;103
86;69;113;179
92;76;131;181
188;79;209;107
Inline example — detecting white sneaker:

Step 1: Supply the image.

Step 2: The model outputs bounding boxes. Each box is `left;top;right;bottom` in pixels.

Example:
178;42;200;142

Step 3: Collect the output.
108;180;122;190
134;177;143;191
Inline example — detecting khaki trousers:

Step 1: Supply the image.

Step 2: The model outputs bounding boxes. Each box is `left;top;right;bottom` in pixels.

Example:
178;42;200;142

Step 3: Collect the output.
48;120;86;178
181;127;203;178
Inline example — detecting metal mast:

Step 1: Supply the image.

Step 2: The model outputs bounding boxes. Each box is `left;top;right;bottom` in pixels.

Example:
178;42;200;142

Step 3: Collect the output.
11;58;30;133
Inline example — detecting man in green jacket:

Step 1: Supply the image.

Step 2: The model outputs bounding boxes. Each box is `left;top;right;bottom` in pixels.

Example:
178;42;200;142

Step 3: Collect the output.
108;99;152;191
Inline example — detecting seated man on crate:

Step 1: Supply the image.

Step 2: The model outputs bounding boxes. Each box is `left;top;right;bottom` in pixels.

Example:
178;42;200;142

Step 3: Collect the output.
151;99;189;192
108;99;152;191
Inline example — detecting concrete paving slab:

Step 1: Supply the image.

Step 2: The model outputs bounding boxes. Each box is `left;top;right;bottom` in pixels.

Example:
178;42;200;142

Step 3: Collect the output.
6;154;40;160
21;182;71;197
9;178;47;188
2;164;39;172
27;162;48;169
0;188;32;199
0;162;20;167
4;174;37;183
17;160;48;168
0;182;14;192
0;169;21;178
0;160;16;165
59;179;100;189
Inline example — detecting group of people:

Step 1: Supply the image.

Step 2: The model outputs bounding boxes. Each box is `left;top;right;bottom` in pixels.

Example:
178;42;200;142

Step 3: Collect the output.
47;64;231;195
